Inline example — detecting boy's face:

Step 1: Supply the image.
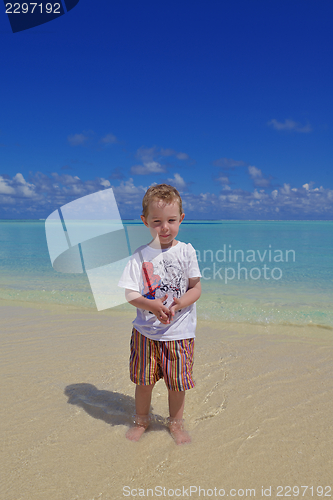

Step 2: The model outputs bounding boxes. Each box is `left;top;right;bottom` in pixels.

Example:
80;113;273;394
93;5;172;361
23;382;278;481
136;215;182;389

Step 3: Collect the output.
141;199;185;249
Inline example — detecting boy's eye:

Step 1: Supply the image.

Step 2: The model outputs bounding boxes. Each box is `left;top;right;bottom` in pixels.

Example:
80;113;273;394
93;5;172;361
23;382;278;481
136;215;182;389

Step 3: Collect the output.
151;219;176;223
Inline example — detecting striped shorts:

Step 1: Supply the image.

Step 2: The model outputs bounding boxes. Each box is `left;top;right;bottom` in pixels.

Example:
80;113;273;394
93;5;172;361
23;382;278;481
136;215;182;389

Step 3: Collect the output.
129;328;195;391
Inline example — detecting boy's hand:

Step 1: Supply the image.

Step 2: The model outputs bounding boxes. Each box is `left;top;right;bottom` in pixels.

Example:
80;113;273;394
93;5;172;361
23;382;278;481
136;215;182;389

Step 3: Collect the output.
169;297;182;321
150;294;171;324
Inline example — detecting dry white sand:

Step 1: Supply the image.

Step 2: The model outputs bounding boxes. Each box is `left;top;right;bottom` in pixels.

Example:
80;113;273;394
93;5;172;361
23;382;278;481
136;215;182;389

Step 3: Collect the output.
1;300;333;500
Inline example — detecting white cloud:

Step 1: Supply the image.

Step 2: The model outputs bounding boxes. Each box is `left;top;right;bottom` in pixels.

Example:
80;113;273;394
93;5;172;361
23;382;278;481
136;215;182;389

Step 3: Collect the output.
281;183;291;195
51;173;82;185
136;147;159;162
159;148;189;160
13;173;27;184
217;175;229;184
248;166;261;178
253;189;262;199
13;173;36;197
1;172;332;220
67;133;90;146
212;157;247;168
0;176;15;195
132;146;191;176
131;161;165;175
136;146;190;162
268;118;312;133
112;178;148;214
167;173;186;190
100;133;118;144
0;172;114;217
175;152;190;160
248;166;271;188
229;194;239;202
176;182;333;218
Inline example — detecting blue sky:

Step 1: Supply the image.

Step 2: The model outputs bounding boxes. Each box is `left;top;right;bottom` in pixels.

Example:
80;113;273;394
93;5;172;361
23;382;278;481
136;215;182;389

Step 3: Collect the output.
1;0;332;219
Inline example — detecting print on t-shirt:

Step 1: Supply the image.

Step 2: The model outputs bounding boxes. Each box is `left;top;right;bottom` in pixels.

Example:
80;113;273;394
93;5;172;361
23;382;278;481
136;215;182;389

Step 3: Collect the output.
141;257;186;308
141;262;161;299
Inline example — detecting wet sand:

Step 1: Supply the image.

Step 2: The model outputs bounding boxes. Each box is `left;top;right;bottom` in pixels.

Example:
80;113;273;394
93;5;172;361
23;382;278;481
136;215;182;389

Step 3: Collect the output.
1;300;333;500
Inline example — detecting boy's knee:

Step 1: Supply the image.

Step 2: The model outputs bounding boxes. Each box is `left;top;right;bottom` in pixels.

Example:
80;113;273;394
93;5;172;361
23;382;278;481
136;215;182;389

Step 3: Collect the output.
137;383;155;392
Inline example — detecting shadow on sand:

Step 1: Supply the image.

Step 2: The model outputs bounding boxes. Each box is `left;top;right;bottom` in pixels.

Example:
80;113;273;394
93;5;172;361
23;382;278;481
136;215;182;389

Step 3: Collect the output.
64;383;166;433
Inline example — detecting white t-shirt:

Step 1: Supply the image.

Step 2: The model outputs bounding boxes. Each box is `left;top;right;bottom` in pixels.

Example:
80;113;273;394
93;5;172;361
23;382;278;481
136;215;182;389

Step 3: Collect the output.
118;241;201;341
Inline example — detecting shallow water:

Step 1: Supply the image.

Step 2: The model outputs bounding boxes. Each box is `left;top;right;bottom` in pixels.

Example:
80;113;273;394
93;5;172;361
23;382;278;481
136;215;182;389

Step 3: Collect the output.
0;220;332;327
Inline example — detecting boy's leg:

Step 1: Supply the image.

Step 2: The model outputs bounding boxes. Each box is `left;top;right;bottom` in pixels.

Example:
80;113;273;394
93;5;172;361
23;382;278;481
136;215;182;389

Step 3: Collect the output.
126;384;154;442
127;329;162;442
168;390;191;445
168;389;185;419
135;384;155;415
160;338;195;446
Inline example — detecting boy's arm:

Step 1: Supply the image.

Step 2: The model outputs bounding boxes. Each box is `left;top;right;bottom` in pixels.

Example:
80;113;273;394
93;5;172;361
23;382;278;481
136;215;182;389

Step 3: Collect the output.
169;277;201;319
125;289;171;324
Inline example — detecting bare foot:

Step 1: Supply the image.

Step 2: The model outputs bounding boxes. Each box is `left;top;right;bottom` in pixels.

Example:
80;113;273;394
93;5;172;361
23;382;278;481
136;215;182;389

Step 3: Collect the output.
168;418;191;445
126;425;147;441
126;414;150;442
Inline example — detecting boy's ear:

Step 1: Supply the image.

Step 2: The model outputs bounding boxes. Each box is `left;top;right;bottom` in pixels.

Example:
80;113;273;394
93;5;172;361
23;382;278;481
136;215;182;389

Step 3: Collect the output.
141;215;149;227
180;213;185;223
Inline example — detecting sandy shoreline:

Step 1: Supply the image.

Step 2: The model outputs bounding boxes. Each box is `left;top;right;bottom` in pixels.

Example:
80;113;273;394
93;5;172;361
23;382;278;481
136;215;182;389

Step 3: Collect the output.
1;300;333;500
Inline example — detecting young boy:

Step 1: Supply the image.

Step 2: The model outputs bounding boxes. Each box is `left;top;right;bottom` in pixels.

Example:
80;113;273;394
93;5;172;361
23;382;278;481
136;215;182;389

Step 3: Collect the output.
118;184;201;445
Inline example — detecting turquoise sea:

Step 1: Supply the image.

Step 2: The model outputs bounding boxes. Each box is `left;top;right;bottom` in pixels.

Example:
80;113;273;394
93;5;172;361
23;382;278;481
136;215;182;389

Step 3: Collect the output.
0;220;332;328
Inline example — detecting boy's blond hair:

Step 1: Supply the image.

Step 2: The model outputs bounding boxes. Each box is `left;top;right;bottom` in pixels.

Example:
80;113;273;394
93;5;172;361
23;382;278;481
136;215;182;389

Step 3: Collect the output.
142;184;183;218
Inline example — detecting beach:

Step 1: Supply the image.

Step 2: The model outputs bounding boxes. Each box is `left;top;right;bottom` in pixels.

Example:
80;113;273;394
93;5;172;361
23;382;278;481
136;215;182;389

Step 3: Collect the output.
2;2;333;496
1;299;332;500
